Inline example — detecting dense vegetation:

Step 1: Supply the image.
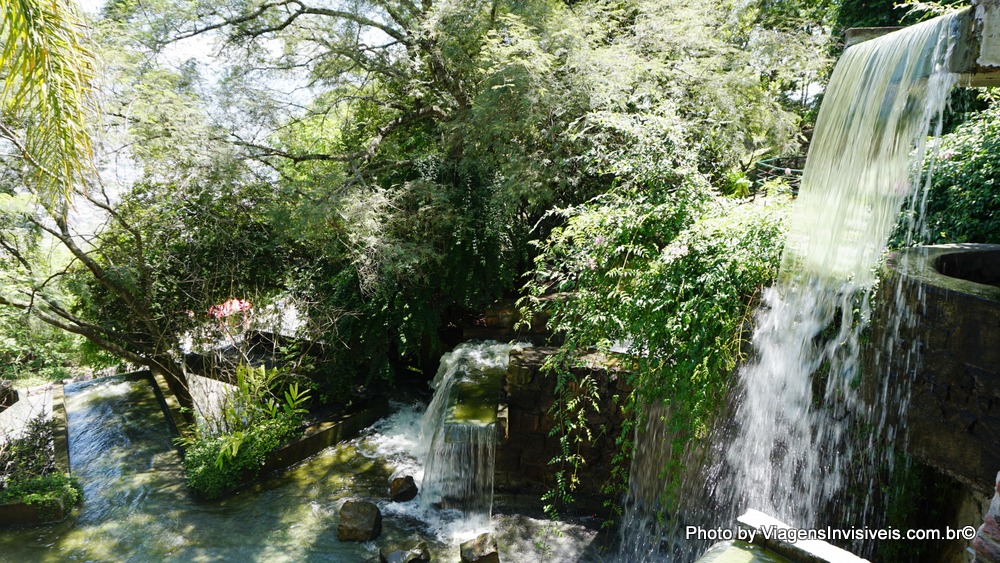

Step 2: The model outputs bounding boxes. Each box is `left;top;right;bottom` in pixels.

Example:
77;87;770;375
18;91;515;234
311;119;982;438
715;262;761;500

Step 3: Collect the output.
919;91;1000;244
0;415;81;518
1;0;997;528
180;364;310;499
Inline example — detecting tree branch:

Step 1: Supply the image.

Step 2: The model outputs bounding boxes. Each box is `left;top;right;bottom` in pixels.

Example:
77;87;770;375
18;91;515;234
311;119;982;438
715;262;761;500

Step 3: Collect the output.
169;0;407;45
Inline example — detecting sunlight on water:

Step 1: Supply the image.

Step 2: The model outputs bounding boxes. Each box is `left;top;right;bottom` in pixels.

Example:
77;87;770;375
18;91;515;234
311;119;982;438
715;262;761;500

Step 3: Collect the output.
619;12;961;562
726;13;958;527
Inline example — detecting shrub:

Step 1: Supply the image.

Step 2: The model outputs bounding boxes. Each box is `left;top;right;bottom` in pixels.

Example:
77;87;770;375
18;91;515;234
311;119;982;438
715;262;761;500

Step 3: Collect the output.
0;414;81;518
915;97;1000;245
179;364;310;499
181;415;301;499
522;184;791;517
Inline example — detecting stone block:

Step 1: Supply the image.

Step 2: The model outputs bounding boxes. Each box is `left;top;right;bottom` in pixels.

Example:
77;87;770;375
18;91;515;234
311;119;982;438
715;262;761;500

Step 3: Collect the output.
517;413;540;433
338;500;382;542
507;391;539;411
496;405;508;440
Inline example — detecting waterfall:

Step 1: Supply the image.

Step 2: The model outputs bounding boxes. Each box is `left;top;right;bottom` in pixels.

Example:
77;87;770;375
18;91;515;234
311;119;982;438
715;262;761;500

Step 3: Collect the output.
418;341;525;523
725;13;958;528
617;12;962;561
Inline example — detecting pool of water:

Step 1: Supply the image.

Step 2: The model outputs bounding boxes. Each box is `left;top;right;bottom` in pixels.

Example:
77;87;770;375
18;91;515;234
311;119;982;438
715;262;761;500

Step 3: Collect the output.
0;375;600;562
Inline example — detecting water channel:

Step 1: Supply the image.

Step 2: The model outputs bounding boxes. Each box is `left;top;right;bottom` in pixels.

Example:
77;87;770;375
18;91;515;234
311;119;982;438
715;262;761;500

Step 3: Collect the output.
0;362;598;561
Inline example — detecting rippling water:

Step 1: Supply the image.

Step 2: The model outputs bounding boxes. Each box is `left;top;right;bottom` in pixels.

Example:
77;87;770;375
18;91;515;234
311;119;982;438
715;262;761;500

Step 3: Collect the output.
0;373;599;562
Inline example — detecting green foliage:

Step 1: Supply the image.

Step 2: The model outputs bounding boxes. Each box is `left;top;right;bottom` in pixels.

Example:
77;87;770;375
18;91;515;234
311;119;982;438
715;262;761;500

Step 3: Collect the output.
179;364;308;499
906;96;1000;245
0;0;95;210
86;0;823;391
1;415;58;480
834;0;967;33
0;311;81;384
835;0;907;30
0;414;82;516
181;415;300;499
523;185;791;516
0;473;81;514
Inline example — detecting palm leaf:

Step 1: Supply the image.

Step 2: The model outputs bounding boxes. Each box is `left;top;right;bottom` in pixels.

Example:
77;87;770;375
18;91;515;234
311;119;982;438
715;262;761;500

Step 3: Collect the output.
1;0;96;212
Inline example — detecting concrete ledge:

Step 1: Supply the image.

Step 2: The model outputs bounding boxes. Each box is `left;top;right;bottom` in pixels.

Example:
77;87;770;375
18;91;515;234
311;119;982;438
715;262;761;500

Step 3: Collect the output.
886;244;1000;302
0;496;70;527
51;385;70;473
145;369;194;449
737;510;869;563
251;397;390;481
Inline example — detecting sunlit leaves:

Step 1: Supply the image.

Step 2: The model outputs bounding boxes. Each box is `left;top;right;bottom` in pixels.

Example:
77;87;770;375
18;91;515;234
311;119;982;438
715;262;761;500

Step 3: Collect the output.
524;186;792;514
1;0;95;210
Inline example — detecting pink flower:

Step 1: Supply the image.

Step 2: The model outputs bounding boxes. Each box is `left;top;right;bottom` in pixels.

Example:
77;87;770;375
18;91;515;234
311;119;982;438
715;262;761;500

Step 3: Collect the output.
208;298;252;319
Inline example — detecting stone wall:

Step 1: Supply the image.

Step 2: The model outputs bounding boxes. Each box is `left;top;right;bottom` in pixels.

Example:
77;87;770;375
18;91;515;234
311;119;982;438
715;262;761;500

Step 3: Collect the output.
495;347;630;514
461;298;559;345
876;245;1000;494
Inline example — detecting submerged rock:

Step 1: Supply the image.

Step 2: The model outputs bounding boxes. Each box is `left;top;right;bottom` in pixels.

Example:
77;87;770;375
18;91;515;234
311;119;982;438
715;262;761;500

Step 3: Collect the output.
460;532;500;563
337;500;382;542
379;541;431;563
389;476;418;502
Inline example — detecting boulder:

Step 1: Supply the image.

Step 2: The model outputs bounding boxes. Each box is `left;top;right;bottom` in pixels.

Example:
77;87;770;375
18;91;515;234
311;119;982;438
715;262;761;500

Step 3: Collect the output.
0;380;16;412
974;472;1000;562
379;541;431;563
460;533;500;563
337;500;382;542
390;476;418;502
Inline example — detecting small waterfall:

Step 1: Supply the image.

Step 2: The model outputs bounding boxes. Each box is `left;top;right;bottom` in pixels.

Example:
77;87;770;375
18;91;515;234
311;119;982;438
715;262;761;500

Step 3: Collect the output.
418;341;524;522
724;13;958;528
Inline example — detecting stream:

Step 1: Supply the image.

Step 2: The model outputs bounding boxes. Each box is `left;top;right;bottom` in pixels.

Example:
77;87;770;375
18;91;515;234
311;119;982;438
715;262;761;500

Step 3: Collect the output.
0;370;599;562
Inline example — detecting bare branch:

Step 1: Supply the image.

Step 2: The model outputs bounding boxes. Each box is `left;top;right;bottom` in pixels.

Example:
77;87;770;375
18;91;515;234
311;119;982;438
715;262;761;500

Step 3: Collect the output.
168;0;407;45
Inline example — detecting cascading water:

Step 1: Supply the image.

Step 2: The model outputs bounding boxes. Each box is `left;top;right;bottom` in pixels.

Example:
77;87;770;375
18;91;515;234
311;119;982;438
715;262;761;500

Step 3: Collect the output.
619;12;962;561
418;341;525;523
727;12;957;526
724;13;958;528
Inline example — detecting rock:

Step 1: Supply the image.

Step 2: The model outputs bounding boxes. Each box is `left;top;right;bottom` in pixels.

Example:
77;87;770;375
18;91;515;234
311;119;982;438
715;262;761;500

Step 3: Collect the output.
390;475;418;502
0;380;16;411
974;472;1000;562
460;532;500;563
379;542;431;563
337;500;382;542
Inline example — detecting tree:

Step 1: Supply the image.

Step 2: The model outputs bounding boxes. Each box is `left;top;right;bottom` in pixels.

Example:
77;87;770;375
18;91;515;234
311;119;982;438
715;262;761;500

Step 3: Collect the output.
93;0;812;381
0;19;294;403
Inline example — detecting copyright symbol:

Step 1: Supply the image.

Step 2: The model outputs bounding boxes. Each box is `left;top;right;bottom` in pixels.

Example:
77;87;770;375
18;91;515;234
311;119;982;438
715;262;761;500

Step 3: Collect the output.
963;526;978;540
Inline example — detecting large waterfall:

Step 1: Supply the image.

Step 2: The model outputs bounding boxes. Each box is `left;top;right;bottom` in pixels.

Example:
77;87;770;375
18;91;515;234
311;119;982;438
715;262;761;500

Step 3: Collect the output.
725;12;957;527
621;12;961;561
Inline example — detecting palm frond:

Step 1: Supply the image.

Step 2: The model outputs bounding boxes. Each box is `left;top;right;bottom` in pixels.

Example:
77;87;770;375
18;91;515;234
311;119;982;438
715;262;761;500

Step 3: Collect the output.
1;0;96;212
